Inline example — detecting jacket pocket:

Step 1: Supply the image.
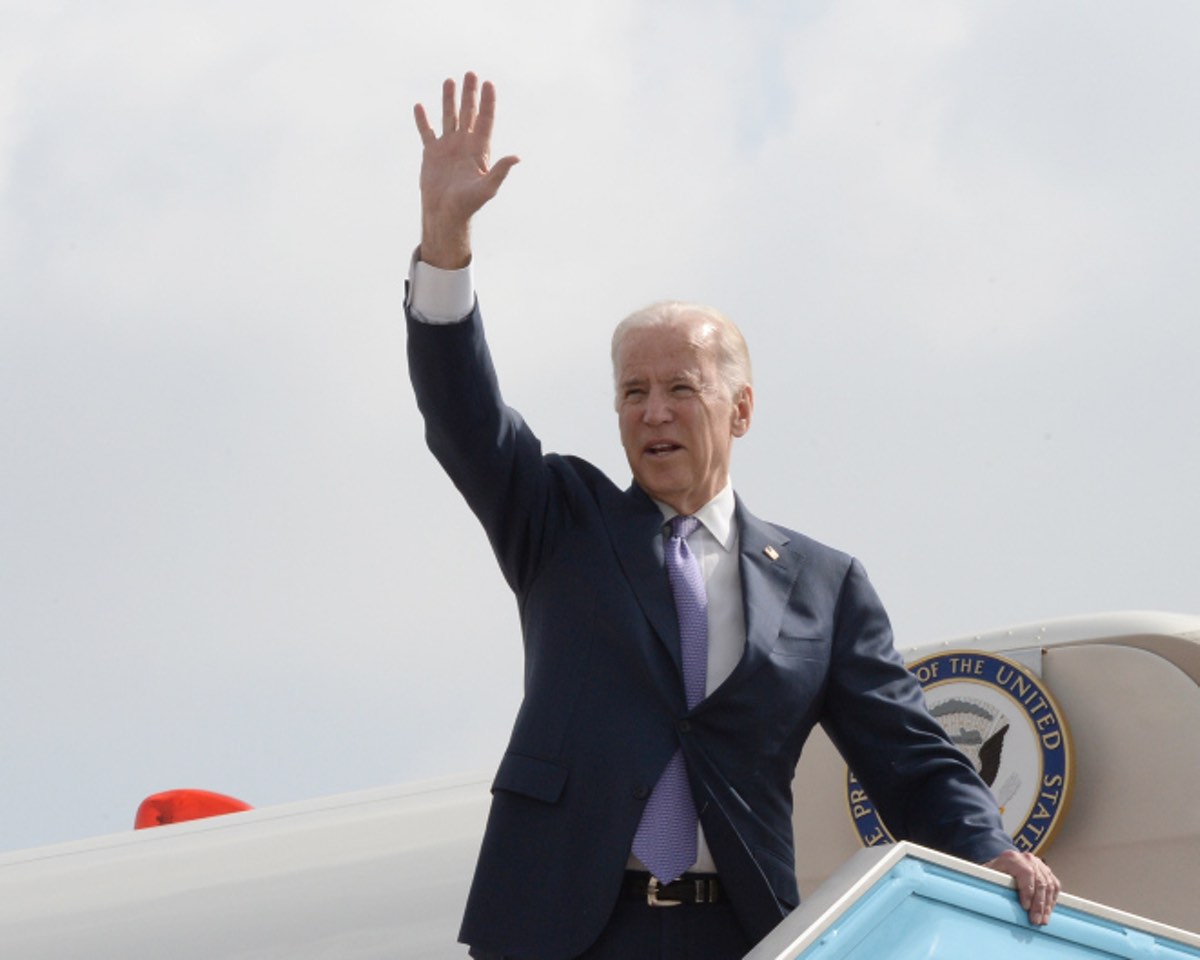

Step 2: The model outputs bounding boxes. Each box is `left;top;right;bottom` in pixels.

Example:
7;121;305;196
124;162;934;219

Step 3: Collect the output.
770;635;828;660
492;752;568;804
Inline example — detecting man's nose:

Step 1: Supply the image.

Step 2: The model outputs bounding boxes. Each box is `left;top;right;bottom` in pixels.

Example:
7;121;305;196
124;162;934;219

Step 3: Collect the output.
642;390;672;424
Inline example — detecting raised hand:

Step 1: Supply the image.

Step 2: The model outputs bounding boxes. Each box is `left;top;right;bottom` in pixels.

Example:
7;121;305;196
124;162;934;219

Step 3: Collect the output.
413;72;520;269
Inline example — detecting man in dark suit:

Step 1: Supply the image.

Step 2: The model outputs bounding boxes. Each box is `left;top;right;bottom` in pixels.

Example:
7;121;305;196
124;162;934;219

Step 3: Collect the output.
406;73;1059;960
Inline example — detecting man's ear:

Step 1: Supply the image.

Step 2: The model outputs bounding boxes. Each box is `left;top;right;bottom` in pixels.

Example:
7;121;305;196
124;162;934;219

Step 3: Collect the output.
731;385;754;438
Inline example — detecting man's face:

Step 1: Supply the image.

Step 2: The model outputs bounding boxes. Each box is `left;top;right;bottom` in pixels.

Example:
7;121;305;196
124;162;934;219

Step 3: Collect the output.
616;318;752;516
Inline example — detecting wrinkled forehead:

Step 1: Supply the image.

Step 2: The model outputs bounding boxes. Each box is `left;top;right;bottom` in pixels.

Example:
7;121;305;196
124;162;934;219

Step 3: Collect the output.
615;316;718;378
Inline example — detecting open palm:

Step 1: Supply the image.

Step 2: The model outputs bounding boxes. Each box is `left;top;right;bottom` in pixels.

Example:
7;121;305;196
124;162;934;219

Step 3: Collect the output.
414;73;519;267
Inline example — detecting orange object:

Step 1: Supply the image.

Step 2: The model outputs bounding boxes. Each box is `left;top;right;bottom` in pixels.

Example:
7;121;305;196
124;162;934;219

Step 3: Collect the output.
134;789;253;829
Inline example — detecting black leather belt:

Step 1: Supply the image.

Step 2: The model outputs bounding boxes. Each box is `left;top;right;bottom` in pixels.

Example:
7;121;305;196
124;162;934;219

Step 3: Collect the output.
623;871;722;907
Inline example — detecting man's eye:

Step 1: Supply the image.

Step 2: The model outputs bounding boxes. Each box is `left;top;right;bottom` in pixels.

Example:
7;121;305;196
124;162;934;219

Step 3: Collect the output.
624;388;646;401
672;384;696;396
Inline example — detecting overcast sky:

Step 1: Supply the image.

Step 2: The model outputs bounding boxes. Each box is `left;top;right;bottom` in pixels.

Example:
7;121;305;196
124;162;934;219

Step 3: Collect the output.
3;0;1197;853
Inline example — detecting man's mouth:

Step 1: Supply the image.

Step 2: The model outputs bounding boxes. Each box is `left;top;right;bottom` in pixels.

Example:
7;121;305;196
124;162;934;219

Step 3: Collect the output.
645;442;682;457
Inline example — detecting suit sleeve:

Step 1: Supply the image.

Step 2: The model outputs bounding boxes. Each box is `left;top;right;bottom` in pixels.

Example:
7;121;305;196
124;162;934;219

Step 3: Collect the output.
406;302;557;595
820;559;1015;863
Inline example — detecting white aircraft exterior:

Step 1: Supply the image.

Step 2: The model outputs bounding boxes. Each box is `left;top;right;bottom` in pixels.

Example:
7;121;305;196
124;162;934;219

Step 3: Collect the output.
0;775;490;958
2;610;1197;958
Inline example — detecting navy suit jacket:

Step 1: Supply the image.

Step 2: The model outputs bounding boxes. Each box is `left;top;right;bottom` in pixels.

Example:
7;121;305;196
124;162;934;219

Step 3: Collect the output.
407;305;1013;960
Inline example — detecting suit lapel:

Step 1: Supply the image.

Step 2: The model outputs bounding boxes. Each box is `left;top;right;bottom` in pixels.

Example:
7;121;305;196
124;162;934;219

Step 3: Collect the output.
601;488;803;684
735;497;803;661
603;483;682;674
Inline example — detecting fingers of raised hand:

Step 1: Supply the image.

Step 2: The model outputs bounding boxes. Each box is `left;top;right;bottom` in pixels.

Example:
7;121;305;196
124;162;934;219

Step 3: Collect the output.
412;76;459;145
441;76;459;136
458;72;480;132
416;73;491;143
413;102;436;146
475;79;498;142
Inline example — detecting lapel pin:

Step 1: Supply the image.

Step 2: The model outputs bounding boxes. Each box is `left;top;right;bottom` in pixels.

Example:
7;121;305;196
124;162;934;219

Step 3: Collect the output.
764;545;780;561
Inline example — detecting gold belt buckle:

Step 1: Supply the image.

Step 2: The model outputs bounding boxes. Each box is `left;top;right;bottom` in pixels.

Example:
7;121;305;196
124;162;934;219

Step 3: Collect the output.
646;876;682;908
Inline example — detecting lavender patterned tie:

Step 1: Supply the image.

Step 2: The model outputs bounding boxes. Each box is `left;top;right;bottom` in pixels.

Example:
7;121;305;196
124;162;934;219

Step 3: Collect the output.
632;514;709;883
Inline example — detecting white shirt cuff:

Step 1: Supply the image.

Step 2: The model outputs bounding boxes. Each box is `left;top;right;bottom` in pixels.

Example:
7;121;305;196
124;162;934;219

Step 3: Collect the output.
407;252;475;324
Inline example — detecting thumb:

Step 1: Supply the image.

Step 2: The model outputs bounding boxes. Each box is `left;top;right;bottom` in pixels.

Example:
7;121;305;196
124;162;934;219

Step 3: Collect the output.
485;154;520;193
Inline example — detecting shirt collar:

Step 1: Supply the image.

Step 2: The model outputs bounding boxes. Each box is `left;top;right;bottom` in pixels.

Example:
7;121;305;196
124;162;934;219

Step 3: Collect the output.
653;483;737;552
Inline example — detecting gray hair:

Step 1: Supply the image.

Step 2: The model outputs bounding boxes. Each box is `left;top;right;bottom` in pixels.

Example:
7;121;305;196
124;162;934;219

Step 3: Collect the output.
611;301;753;405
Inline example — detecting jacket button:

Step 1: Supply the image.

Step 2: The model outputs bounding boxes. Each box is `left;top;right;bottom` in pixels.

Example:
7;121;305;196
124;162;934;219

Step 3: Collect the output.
677;719;691;733
633;785;650;800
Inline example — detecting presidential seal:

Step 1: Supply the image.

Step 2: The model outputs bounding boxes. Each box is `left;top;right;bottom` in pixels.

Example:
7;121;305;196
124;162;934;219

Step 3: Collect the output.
846;650;1073;855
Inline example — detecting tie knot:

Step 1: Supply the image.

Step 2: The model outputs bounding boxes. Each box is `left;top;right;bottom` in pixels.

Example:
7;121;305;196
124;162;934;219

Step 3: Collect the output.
670;515;700;540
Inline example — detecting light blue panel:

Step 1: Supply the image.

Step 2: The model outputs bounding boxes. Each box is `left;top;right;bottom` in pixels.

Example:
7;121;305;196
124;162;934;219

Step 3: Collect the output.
793;860;1200;960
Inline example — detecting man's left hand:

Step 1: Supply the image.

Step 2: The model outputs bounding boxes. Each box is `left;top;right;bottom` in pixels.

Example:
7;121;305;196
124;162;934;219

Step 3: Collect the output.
984;849;1061;925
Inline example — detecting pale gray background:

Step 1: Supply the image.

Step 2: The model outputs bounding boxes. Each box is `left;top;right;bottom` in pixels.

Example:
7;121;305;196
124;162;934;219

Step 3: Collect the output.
3;0;1196;852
